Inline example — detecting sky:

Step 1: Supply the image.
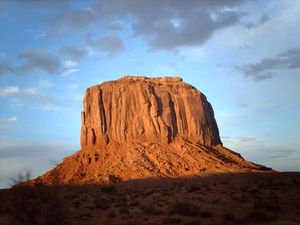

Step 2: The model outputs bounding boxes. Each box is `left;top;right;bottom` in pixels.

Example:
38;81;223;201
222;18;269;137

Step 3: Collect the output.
0;0;299;188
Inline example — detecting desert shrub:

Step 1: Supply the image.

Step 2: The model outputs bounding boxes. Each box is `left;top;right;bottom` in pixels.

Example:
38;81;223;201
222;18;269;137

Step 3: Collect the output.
7;170;65;225
119;206;130;214
79;209;92;219
265;203;283;212
223;211;235;221
101;185;116;194
162;216;181;224
130;199;141;207
79;192;90;202
168;200;199;217
238;210;270;224
271;222;300;225
107;208;116;218
182;218;202;225
73;197;80;207
95;196;112;210
85;202;96;210
186;184;200;193
161;189;170;196
200;209;212;218
248;187;261;194
292;178;300;185
142;202;164;215
211;198;221;204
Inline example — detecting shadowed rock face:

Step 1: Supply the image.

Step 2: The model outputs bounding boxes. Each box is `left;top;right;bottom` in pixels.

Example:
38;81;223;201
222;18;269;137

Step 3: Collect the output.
33;76;273;185
81;76;221;148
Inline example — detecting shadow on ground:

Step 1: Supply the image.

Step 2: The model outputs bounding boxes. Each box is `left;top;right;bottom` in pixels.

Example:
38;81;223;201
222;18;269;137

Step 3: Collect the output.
0;172;299;225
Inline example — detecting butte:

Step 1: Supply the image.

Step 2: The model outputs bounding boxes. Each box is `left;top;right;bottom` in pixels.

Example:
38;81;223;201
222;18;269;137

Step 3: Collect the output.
34;76;273;185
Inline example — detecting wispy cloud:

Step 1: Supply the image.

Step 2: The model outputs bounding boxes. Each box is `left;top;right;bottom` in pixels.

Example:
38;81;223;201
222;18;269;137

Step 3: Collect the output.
238;44;254;50
59;45;88;61
238;101;276;108
0;86;20;97
86;33;125;57
0;60;17;75
236;136;259;142
18;47;61;75
242;13;270;29
217;47;300;81
1;85;71;110
0;48;82;76
61;68;78;76
0;117;18;122
64;60;78;68
38;80;54;89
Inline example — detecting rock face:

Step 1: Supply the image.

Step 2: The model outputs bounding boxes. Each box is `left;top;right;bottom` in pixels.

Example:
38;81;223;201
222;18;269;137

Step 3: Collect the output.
34;76;273;185
81;75;221;148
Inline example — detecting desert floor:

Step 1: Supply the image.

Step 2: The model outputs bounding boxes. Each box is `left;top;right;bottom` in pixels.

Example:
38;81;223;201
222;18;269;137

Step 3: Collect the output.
0;172;299;225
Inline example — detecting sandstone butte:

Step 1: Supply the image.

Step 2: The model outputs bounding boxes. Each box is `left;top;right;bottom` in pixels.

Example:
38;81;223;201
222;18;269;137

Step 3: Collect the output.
34;76;273;185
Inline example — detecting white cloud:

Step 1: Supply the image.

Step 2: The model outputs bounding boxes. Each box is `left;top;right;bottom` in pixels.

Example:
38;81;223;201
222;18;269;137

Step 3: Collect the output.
23;88;38;95
34;33;46;39
64;60;78;68
0;117;18;122
0;86;20;97
0;52;6;57
38;79;54;88
0;85;71;110
62;68;78;76
7;117;18;122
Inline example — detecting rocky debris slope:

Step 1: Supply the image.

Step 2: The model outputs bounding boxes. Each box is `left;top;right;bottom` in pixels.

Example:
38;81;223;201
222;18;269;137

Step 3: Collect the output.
35;76;273;185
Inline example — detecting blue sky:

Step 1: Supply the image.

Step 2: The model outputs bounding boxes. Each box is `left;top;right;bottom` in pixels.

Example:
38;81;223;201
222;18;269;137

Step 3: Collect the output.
0;0;299;188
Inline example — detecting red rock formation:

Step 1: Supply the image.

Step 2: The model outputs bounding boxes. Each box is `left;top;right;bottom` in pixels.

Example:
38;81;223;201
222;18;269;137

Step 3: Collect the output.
34;76;273;185
81;76;221;148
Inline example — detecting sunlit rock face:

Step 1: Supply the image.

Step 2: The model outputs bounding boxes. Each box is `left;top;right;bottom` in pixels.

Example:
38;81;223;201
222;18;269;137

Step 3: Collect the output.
33;76;273;185
80;76;222;148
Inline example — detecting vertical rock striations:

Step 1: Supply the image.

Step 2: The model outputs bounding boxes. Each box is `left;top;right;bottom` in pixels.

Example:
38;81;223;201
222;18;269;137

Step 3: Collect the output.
80;76;221;148
34;76;273;185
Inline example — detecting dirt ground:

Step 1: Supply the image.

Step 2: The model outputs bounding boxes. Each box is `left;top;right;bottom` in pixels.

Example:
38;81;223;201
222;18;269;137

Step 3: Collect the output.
0;172;299;225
